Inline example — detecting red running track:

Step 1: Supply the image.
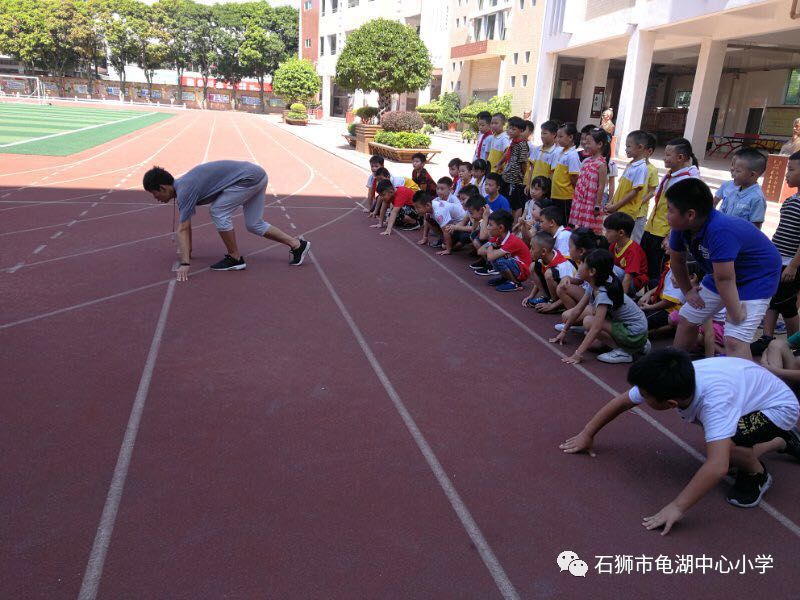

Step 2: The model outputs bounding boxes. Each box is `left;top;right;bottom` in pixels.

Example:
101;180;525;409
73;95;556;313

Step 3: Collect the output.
1;110;799;599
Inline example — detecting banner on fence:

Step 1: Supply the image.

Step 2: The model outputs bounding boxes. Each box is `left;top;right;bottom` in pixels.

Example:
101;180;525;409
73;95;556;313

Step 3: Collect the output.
74;84;88;94
179;76;272;93
240;96;261;106
3;80;25;90
209;93;230;103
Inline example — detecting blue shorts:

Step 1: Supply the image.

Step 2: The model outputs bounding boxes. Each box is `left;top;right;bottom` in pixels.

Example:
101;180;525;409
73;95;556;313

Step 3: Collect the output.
491;257;521;277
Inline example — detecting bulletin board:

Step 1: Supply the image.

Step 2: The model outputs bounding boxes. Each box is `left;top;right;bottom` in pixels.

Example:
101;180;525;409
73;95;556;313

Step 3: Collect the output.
760;106;800;136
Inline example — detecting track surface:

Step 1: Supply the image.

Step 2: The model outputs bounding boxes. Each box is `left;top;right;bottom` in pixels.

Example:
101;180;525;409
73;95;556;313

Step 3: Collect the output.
2;110;799;599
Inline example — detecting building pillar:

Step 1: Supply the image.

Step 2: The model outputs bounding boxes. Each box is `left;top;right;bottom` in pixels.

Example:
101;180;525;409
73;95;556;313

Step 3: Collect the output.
684;38;727;156
496;57;507;96
531;51;558;136
321;75;332;119
417;84;432;106
615;28;655;157
576;58;610;128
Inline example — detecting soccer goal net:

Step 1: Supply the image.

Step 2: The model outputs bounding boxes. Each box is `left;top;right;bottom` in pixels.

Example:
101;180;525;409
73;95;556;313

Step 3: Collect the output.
0;75;43;104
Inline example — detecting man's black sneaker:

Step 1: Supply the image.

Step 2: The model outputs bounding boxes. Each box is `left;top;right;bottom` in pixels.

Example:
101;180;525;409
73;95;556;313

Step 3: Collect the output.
750;335;774;357
779;428;800;461
470;259;487;270
727;464;772;508
289;238;311;266
399;222;421;231
210;254;246;271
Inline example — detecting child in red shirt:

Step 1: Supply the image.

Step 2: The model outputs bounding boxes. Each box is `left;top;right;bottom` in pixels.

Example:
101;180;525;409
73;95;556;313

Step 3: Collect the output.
477;209;532;292
604;212;648;295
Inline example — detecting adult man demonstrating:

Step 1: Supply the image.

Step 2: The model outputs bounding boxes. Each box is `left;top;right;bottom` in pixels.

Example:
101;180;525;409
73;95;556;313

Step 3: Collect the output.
143;161;310;281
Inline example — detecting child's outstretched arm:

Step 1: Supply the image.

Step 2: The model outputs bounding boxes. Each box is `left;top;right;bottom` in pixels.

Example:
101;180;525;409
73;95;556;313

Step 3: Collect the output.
712;261;746;324
550;293;591;345
559;391;637;456
643;439;731;536
563;303;607;363
381;206;401;236
418;220;430;245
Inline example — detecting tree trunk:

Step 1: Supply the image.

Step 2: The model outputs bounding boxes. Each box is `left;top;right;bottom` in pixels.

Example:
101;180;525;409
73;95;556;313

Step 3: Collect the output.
231;84;238;110
378;90;392;114
176;66;184;105
258;75;265;113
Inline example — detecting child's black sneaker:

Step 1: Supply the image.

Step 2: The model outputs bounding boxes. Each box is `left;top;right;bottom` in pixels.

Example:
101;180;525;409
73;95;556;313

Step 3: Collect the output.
779;428;800;461
399;222;421;231
210;254;246;271
289;238;311;266
469;259;486;270
474;267;498;276
727;464;772;508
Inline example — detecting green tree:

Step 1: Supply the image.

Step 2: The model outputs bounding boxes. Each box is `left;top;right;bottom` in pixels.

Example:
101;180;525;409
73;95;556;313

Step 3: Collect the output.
187;2;217;104
74;0;109;97
153;0;198;102
335;18;432;113
211;2;249;108
101;0;143;90
240;22;285;112
272;57;320;105
131;4;168;96
0;0;51;73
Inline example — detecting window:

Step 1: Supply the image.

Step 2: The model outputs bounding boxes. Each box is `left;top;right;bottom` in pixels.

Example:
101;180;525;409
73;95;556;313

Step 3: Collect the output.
331;0;339;12
319;36;324;54
513;52;518;64
348;0;359;6
456;81;461;90
520;0;524;7
525;51;530;63
304;0;313;9
674;90;692;108
510;76;515;87
328;34;337;54
304;38;311;48
451;81;455;90
522;74;527;86
452;62;456;71
486;13;496;39
785;68;800;105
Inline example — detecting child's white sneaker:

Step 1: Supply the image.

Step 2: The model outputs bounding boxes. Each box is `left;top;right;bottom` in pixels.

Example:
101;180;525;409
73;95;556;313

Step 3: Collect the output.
554;323;586;334
597;348;633;364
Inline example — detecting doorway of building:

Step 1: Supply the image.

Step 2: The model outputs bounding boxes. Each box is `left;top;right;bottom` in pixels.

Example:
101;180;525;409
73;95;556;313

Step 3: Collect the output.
745;108;763;134
331;83;350;118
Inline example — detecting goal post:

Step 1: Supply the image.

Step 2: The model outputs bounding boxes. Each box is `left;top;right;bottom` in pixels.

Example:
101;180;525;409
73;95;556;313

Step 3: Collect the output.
0;74;43;104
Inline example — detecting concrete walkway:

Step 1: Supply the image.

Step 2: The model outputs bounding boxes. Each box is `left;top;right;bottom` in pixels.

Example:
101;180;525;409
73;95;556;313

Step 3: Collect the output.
264;115;781;237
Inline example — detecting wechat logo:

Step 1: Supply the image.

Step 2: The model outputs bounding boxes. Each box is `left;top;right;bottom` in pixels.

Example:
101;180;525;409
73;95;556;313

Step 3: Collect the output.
557;550;589;577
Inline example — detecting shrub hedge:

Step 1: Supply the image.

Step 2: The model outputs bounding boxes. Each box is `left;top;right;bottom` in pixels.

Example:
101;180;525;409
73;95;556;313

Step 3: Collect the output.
379;110;425;132
374;131;431;148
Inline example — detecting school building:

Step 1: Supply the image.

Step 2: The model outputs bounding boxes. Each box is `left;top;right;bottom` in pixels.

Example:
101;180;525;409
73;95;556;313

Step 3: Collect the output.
443;0;546;117
299;0;449;118
532;0;800;157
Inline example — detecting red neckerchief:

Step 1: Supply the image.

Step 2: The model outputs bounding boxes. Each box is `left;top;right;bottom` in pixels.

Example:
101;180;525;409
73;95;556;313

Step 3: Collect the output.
477;132;491;157
654;261;671;299
543;249;569;273
503;137;525;164
652;165;693;212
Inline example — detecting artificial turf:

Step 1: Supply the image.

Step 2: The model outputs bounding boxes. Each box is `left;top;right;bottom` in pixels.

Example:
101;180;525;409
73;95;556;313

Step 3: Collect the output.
0;103;175;156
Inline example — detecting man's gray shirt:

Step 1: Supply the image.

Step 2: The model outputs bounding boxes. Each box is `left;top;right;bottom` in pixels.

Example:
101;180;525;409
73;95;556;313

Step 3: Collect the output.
174;160;266;223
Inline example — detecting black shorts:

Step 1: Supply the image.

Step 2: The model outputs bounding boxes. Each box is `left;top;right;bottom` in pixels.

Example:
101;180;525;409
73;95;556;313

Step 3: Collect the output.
645;309;670;330
499;180;511;199
506;183;526;211
731;411;792;448
769;267;800;318
394;205;419;225
453;230;472;245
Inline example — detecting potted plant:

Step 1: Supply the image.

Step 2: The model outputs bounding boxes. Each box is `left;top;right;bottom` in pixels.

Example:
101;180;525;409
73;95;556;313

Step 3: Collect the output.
353;106;384;153
367;111;441;162
343;122;357;147
286;102;308;125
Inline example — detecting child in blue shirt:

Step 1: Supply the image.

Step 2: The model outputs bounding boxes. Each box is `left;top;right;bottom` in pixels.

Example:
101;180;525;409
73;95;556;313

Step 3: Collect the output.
713;147;768;228
483;173;511;212
667;178;781;359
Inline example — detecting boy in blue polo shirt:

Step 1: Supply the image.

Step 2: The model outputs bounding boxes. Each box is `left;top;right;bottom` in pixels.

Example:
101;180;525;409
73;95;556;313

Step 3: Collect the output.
667;178;781;359
713;147;767;228
483;173;511;212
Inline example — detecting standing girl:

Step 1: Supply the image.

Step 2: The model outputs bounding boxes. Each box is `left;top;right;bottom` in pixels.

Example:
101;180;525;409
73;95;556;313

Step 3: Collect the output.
551;248;649;364
570;128;609;233
550;122;582;226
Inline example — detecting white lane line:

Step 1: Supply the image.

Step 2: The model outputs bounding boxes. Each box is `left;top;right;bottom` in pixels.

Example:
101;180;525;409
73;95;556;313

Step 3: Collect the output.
284;212;291;220
0;205;161;237
311;252;520;600
77;280;176;600
114;184;121;188
33;244;46;254
289;222;296;229
280;206;286;212
67;220;77;227
202;114;216;163
171;261;180;272
1;193;10;198
91;202;98;208
51;231;63;239
8;261;24;273
0;112;154;148
396;231;800;540
99;196;107;200
79;211;88;217
0;208;357;330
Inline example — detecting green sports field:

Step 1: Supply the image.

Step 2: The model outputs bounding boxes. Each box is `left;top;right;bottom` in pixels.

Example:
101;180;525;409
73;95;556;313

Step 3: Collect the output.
0;102;175;156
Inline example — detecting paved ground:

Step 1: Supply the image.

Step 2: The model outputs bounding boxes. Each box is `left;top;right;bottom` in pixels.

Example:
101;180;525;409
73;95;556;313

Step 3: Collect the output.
2;109;798;599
